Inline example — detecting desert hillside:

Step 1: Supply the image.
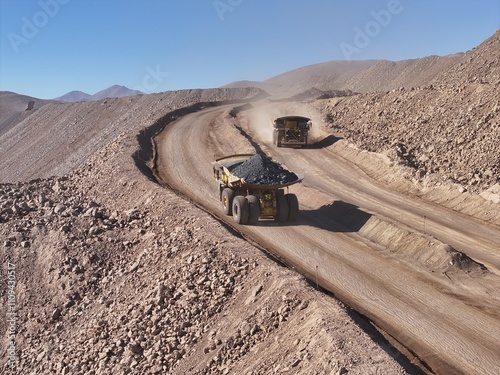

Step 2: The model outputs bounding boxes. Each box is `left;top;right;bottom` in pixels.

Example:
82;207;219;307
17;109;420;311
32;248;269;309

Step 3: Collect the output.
225;51;462;97
0;88;264;183
0;92;51;117
0;92;54;137
431;29;500;87
0;85;145;140
316;30;500;193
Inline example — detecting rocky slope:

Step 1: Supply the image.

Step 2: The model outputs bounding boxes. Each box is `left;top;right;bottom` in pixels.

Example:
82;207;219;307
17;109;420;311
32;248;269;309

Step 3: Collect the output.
315;31;500;193
431;30;500;87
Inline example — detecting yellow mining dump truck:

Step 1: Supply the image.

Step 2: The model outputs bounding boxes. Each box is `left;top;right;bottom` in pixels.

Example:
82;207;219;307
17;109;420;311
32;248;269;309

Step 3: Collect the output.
212;154;303;225
272;116;312;147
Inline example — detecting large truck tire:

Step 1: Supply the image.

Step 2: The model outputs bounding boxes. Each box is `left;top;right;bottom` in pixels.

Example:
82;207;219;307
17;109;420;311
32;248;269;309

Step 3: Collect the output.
222;188;235;215
232;195;249;224
273;131;282;147
286;193;299;222
274;192;289;222
246;195;260;225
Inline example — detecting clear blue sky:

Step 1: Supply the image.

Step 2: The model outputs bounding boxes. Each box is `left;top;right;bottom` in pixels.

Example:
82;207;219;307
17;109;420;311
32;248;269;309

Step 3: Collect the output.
1;0;499;99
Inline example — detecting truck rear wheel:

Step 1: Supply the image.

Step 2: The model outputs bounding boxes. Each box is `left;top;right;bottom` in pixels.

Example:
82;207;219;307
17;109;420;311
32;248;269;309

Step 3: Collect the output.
286;193;299;222
222;188;235;215
232;195;249;224
274;192;289;222
246;195;260;225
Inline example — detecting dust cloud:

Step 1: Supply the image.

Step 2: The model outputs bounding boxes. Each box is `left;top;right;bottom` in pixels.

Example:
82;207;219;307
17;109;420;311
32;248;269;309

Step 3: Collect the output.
244;100;326;145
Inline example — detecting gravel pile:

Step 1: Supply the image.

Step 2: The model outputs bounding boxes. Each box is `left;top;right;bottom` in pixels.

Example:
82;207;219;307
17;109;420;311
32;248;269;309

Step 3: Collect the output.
0;175;264;374
319;83;499;192
229;154;298;186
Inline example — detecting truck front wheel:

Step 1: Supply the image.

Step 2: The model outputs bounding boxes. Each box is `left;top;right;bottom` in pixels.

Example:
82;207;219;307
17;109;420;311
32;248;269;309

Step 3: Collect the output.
222;188;235;215
232;195;249;224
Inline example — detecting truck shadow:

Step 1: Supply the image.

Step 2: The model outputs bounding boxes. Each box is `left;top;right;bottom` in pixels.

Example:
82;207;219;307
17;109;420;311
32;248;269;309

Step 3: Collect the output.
302;201;372;232
308;134;342;149
258;200;372;233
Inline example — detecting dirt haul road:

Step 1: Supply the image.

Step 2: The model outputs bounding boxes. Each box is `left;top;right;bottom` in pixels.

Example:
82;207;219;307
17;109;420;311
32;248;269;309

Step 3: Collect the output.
153;104;500;375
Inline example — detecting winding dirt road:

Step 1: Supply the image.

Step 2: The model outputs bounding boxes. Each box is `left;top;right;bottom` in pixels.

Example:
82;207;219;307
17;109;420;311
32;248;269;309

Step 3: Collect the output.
153;103;500;375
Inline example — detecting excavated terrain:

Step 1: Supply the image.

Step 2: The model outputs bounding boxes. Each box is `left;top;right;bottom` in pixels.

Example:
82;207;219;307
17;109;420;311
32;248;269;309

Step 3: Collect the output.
1;89;416;374
1;31;499;374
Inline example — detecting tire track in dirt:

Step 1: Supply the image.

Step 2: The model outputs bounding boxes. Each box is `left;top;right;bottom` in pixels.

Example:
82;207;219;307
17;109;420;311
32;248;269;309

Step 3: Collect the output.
238;103;500;274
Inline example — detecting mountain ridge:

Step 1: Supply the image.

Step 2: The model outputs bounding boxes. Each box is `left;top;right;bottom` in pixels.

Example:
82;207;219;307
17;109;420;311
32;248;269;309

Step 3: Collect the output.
55;84;144;102
223;54;464;98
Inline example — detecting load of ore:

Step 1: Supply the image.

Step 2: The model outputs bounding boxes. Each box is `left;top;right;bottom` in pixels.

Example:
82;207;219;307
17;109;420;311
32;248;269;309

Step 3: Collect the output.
229;154;298;185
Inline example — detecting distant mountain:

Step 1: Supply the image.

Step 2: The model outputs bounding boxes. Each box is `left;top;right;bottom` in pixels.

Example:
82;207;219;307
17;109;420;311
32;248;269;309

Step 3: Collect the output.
55;90;92;102
55;85;144;102
90;85;144;100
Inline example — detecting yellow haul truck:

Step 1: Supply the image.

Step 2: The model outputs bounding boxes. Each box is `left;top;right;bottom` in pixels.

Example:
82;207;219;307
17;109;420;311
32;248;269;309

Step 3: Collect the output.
213;154;303;225
272;116;312;147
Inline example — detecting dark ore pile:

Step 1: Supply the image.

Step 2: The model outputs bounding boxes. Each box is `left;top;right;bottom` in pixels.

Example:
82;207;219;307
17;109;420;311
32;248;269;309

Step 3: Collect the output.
229;154;298;185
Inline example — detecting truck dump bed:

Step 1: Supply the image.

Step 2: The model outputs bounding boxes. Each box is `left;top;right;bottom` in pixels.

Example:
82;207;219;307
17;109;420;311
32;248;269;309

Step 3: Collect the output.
213;154;303;190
